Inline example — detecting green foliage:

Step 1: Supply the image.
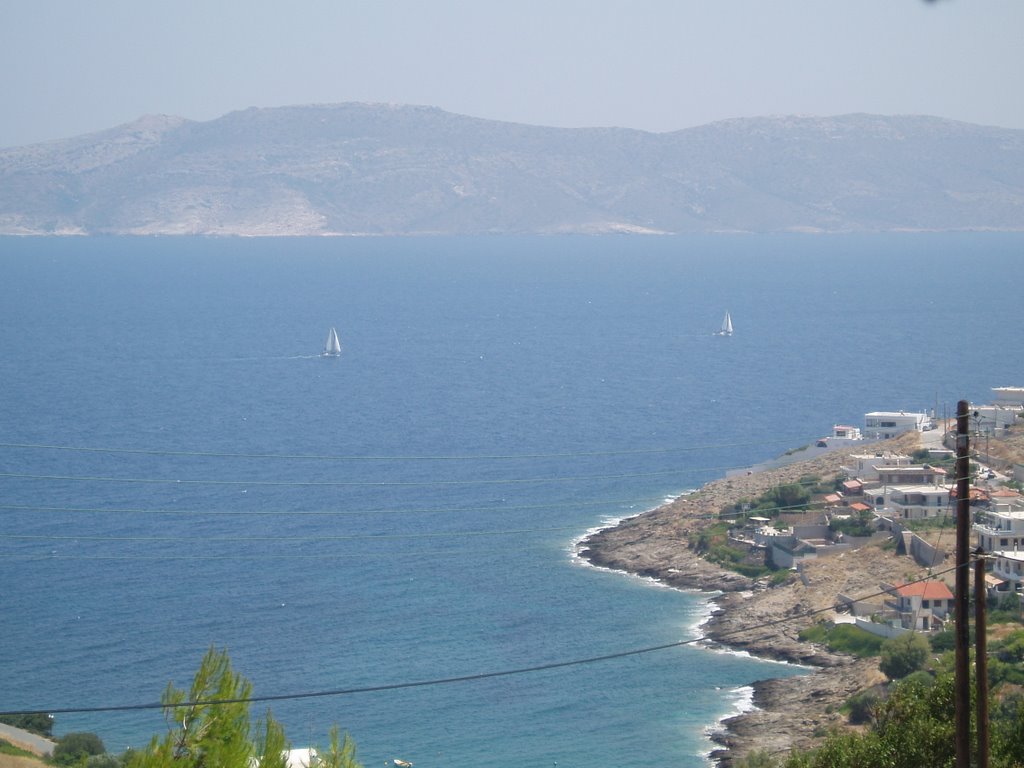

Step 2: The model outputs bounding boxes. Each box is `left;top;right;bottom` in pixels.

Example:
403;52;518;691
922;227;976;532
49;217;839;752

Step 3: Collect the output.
86;755;125;768
254;713;289;768
879;631;930;680
843;688;881;725
721;479;813;519
53;732;107;766
313;727;363;768
781;674;958;768
127;647;281;768
735;750;781;768
0;738;38;758
797;623;884;658
123;648;362;768
828;510;875;538
899;669;935;690
0;713;54;737
992;694;1024;764
994;628;1024;662
930;629;956;653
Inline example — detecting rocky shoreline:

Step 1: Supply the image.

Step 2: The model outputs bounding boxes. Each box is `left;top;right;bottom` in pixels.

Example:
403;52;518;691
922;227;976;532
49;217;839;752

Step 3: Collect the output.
577;435;921;766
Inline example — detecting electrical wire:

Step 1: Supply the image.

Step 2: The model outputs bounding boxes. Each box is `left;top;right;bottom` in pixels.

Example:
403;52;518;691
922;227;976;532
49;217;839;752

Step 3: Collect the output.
0;438;801;463
0;465;747;487
0;563;965;718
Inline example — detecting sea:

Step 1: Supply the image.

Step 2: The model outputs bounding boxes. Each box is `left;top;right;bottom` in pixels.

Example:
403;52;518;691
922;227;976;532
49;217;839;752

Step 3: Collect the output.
1;233;1022;767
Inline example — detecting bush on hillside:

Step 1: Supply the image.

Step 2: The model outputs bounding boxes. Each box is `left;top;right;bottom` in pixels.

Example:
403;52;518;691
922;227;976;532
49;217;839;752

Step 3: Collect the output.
879;632;930;680
53;732;106;766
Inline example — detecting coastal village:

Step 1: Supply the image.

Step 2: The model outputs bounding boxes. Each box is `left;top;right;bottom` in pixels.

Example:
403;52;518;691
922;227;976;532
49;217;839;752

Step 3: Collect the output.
580;386;1024;766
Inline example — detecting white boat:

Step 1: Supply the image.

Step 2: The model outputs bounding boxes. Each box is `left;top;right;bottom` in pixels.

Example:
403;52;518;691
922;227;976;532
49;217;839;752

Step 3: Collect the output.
715;311;733;336
322;327;341;357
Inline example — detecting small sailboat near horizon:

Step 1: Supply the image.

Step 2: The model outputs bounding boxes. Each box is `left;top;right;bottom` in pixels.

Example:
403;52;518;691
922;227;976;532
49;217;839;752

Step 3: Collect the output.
715;311;733;336
322;326;341;357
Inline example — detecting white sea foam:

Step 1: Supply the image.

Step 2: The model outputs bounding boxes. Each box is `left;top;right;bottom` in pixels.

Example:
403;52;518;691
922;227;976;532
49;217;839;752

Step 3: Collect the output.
702;684;758;757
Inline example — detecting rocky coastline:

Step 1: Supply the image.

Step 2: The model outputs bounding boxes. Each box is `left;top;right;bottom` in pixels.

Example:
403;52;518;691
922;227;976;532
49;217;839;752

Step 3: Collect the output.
577;435;922;766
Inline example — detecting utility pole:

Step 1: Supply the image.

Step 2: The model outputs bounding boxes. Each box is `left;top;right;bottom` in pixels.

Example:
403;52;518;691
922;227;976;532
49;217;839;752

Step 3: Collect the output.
975;549;989;768
955;399;971;768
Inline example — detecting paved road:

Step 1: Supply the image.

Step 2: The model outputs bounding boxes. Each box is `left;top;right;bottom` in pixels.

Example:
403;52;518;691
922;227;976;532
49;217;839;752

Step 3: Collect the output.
0;723;56;757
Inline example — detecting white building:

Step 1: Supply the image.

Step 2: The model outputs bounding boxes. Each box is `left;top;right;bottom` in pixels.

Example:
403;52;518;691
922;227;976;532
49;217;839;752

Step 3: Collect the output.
841;453;914;483
974;497;1024;553
870;484;951;520
888;581;954;631
988;551;1024;596
863;411;930;439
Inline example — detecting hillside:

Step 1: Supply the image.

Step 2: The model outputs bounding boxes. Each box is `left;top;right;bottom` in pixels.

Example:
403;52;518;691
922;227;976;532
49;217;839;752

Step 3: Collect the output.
2;104;1023;236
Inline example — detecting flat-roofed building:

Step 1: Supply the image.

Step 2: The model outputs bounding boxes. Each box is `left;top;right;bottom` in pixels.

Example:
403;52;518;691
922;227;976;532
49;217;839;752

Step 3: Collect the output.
864;411;930;439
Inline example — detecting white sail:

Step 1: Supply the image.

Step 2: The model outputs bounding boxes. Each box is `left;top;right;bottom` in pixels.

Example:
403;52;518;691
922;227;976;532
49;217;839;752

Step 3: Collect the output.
323;327;341;356
722;311;733;335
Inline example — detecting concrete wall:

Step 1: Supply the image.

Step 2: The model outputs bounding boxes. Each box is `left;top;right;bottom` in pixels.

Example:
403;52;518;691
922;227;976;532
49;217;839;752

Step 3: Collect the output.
855;618;910;639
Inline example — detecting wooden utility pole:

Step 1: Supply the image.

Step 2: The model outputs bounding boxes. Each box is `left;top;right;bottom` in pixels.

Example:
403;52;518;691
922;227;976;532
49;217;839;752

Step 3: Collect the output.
975;549;989;768
955;399;971;768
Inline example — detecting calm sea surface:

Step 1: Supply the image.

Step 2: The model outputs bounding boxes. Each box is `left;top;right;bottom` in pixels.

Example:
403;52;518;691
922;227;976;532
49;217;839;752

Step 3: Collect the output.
1;234;1022;766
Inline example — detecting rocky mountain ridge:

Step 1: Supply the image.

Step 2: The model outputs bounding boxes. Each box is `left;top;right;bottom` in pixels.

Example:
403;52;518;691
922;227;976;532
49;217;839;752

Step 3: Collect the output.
2;103;1022;236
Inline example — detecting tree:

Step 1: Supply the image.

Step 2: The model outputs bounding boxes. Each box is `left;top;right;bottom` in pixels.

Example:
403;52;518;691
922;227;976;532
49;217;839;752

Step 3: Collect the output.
127;647;289;768
313;726;363;768
879;631;930;680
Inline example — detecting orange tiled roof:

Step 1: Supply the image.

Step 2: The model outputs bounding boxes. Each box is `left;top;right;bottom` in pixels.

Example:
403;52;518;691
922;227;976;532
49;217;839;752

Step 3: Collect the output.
895;581;953;600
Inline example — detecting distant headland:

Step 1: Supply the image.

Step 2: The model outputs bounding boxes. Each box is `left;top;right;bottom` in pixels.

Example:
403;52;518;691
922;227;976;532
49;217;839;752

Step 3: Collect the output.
2;104;1023;236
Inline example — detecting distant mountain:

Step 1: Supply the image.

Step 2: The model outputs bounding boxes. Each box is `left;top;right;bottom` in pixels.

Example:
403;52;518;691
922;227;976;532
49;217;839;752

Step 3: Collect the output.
2;104;1022;235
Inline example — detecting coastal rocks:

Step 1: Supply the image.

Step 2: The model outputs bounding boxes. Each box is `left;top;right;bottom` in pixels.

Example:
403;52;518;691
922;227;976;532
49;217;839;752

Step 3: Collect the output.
579;511;753;593
577;435;921;766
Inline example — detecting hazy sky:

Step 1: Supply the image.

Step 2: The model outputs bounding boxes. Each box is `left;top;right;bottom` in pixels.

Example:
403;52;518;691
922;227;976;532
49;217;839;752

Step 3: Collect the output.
2;0;1023;148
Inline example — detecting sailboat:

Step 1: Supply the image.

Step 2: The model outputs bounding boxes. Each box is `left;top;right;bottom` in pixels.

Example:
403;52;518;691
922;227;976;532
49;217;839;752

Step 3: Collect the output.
715;311;733;336
322;327;341;357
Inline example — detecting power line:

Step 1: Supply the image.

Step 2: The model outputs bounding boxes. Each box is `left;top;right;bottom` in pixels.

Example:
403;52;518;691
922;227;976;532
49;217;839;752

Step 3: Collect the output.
0;525;582;543
0;466;740;487
0;497;657;517
0;438;799;463
0;564;963;718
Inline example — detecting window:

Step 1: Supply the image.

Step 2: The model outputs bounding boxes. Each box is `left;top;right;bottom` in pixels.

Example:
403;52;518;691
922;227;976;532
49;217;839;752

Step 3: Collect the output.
923;600;930;608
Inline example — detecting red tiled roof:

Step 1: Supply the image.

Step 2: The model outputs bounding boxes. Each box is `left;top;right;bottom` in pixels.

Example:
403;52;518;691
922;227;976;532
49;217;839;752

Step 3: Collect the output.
895;581;953;600
849;502;871;512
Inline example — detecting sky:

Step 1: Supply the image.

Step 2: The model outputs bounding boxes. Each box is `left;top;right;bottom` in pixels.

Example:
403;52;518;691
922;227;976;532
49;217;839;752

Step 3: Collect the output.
2;0;1023;148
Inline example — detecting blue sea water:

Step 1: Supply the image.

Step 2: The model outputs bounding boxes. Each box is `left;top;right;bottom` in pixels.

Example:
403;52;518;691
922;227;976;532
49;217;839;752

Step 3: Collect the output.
1;233;1022;766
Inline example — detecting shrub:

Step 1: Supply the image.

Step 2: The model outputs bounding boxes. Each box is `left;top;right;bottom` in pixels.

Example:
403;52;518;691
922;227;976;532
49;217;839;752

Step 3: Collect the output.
879;632;930;680
845;689;881;725
797;623;883;658
53;732;106;766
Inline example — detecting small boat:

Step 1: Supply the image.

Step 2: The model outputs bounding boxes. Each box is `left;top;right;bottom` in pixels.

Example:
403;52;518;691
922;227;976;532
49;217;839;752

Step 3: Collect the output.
393;760;413;768
715;311;733;336
322;327;341;357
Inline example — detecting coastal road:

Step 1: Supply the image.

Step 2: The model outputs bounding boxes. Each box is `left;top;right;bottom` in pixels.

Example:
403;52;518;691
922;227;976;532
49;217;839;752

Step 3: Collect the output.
0;723;55;757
